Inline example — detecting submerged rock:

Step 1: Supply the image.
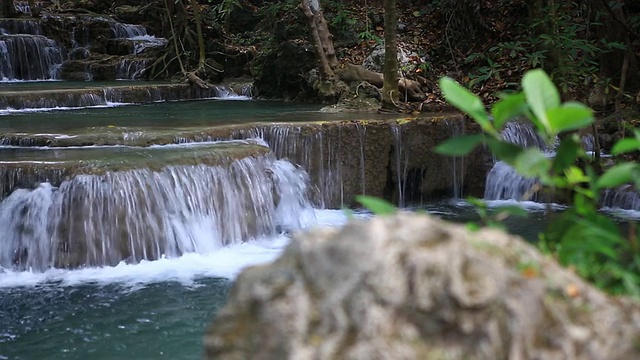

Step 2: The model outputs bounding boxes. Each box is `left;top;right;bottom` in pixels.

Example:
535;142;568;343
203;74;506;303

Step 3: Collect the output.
204;213;640;360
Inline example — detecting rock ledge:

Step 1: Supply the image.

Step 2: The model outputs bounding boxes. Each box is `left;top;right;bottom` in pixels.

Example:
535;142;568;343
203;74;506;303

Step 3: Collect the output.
205;213;640;360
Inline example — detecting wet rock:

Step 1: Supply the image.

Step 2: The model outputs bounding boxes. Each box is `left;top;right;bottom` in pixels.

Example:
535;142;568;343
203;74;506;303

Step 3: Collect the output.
1;116;489;207
362;42;411;73
252;40;316;100
0;141;271;200
205;213;640;360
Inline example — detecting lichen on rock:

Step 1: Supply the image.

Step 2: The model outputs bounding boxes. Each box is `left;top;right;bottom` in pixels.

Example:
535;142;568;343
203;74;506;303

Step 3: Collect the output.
204;213;640;360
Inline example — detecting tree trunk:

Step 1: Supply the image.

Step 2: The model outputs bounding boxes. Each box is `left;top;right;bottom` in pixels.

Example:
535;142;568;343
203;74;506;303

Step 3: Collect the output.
596;0;639;91
189;0;206;71
381;0;399;110
300;0;336;80
28;0;39;17
1;0;16;17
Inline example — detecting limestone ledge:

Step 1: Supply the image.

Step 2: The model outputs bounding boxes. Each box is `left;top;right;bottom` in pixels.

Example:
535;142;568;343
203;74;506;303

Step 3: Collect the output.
1;115;491;207
0;141;270;199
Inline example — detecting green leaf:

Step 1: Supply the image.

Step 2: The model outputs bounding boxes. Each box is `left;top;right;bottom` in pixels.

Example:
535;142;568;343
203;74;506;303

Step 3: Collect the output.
494;205;529;218
612;138;640;155
434;134;484;156
486;138;524;165
596;162;640;189
514;148;551;178
564;166;589;186
439;77;497;136
522;69;560;133
552;135;582;173
546;102;594;134
355;195;397;215
491;93;527;130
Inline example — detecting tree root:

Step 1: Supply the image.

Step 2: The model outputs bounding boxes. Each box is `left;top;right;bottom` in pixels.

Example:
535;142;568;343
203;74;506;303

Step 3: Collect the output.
337;64;427;102
187;71;210;89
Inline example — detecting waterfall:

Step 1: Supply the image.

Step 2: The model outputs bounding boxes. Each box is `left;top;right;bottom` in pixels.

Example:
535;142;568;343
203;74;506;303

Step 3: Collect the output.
484;161;539;201
0;34;65;80
0;90;106;110
500;122;549;149
116;59;151;80
222;125;347;208
445;118;465;198
0;19;41;35
483;122;548;201
484;122;639;209
111;23;147;39
13;1;43;14
0;155;314;271
391;124;409;207
132;36;167;55
601;186;640;211
356;122;367;196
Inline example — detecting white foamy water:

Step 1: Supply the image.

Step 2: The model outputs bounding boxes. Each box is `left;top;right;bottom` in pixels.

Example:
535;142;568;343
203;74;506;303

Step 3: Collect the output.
0;209;352;289
600;207;640;220
211;95;251;101
482;199;567;211
0;102;129;115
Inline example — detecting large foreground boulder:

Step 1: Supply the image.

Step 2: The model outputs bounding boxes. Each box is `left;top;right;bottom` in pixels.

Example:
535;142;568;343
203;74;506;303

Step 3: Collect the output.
204;213;640;360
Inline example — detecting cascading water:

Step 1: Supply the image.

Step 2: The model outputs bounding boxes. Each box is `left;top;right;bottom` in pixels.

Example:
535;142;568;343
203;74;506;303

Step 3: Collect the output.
391;124;409;207
484;122;640;211
483;122;550;201
0;154;315;271
0;34;65;80
111;23;147;38
0;19;41;35
356;122;367;195
209;125;347;208
601;186;640;211
108;22;166;79
445;118;465;198
115;58;151;80
484;161;539;201
500;121;549;149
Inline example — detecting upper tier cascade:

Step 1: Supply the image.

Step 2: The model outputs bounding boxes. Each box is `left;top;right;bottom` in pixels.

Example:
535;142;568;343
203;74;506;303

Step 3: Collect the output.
0;141;315;271
0;15;167;81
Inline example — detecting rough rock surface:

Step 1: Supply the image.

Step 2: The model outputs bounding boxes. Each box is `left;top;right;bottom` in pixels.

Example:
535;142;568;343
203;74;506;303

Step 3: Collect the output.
363;42;412;73
205;214;640;360
2;116;490;207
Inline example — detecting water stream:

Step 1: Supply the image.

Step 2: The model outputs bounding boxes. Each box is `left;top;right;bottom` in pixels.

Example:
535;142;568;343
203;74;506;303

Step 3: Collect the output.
1;86;640;359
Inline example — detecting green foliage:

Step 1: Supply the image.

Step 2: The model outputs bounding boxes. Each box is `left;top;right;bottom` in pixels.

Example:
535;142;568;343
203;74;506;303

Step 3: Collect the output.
357;30;382;43
355;195;397;216
465;2;624;95
437;69;640;296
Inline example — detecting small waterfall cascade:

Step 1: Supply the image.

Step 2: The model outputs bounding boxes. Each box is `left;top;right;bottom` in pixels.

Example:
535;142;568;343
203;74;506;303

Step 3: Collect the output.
484;160;539;201
0;83;236;112
115;58;151;80
0;19;41;35
445;118;465;198
0;20;65;81
0;153;315;271
109;22;167;80
226;126;345;208
391;124;409;207
484;122;549;201
500;121;550;149
600;186;640;211
13;1;43;15
111;23;147;39
484;122;640;210
356;122;367;196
